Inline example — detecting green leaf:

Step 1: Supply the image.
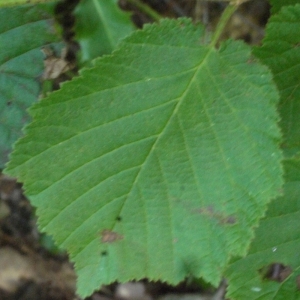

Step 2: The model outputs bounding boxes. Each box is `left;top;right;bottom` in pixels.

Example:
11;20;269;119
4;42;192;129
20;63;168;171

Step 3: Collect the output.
269;0;300;14
253;4;300;157
0;0;52;7
225;158;300;300
0;3;62;168
5;19;283;297
225;6;300;299
74;0;135;64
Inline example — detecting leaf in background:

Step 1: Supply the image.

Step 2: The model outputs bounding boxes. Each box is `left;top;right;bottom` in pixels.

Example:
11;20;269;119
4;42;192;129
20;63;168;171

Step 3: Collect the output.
269;0;300;14
254;4;300;157
225;158;300;300
226;6;300;299
5;19;282;297
0;0;52;8
74;0;135;64
0;3;62;168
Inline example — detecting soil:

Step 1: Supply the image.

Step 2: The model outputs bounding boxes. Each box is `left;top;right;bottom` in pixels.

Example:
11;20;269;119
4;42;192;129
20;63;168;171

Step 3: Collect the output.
0;1;271;299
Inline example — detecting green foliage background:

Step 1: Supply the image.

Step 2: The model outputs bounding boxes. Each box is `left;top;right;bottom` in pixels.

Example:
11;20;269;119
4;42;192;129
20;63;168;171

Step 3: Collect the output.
255;3;300;158
225;4;300;299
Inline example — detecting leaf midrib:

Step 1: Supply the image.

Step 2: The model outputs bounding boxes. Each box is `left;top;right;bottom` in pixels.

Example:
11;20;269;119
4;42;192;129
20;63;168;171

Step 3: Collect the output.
107;47;214;274
119;47;213;201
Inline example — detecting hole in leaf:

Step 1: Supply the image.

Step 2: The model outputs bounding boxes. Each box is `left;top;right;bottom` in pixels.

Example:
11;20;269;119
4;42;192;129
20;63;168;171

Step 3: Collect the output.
259;263;292;282
116;216;122;222
101;251;108;256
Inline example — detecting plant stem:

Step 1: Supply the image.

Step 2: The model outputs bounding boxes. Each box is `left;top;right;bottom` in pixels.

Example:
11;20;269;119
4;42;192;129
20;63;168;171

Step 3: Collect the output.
209;4;238;48
126;0;162;22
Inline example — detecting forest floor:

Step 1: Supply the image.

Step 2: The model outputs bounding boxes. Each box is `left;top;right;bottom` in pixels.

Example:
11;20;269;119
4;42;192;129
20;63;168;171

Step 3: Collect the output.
0;0;271;299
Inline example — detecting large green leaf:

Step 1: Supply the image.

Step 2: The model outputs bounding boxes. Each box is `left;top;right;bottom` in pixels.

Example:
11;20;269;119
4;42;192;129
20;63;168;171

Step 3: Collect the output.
5;19;283;297
254;4;300;157
225;158;300;300
74;0;135;64
0;3;62;168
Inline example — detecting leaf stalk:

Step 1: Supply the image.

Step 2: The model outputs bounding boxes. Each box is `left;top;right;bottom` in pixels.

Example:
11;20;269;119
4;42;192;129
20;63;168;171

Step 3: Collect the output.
126;0;162;22
209;4;238;48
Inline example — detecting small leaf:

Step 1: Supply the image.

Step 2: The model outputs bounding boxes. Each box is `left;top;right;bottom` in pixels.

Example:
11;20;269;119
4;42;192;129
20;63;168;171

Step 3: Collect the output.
225;158;300;300
0;3;62;168
74;0;135;64
5;19;283;297
253;4;300;157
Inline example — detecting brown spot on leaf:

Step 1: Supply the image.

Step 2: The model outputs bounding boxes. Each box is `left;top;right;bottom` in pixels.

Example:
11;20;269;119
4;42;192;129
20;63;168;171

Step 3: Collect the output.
101;229;123;243
296;276;300;290
195;205;237;225
260;263;292;282
222;215;237;224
